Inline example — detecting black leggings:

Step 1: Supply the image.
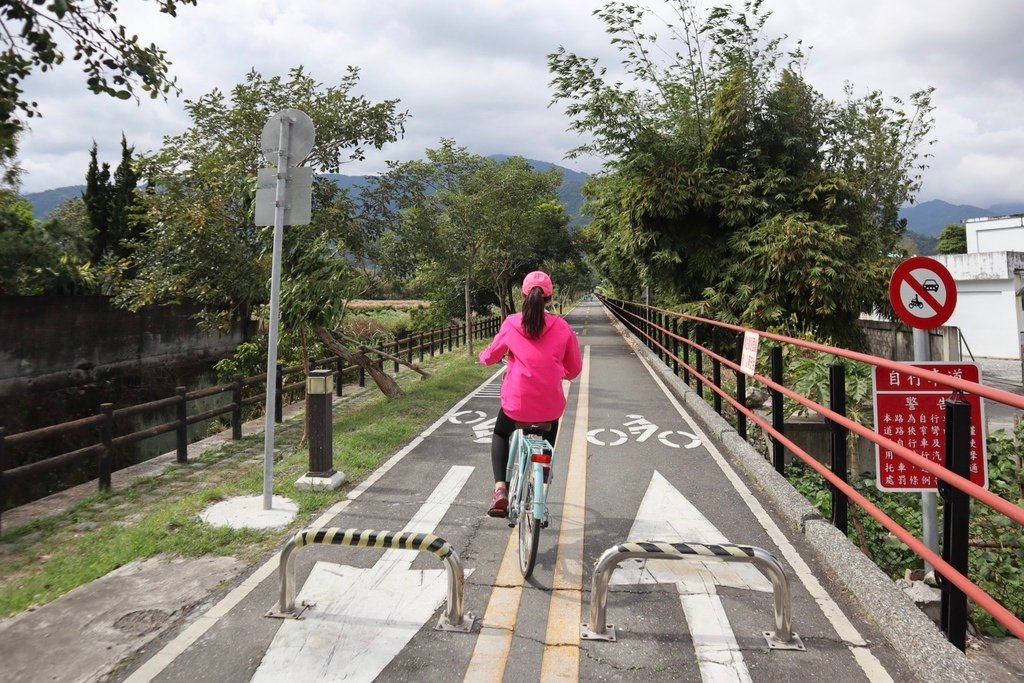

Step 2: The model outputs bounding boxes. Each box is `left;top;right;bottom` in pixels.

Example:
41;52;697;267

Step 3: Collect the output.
491;408;559;483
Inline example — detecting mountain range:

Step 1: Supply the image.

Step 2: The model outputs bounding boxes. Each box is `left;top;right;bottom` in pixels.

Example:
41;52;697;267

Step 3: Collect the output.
22;156;590;226
20;164;1020;255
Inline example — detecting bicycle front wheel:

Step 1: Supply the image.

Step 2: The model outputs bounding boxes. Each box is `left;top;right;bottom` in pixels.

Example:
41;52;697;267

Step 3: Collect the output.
518;463;541;578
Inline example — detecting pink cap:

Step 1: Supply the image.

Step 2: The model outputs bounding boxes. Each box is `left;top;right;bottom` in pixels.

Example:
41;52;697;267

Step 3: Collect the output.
521;271;553;297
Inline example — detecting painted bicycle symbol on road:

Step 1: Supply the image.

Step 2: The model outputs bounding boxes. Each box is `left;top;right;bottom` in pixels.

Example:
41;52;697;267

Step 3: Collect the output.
587;414;701;449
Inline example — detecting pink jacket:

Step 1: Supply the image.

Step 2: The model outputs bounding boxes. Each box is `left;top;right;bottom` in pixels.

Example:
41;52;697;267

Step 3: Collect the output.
478;312;583;422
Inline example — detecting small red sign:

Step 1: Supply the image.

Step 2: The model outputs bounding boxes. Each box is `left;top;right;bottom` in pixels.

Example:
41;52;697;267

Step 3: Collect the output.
872;363;988;492
888;256;958;329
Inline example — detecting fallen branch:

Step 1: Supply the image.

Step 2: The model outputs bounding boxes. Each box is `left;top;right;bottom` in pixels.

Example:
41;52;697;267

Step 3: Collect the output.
316;327;403;398
336;332;430;379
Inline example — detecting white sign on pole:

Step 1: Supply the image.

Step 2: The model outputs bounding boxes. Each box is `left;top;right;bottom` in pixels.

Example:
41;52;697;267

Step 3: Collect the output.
254;167;313;226
740;331;759;377
260;109;315;510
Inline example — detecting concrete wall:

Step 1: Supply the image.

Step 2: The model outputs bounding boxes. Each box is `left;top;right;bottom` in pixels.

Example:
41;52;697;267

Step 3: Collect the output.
932;252;1024;359
965;214;1024;253
0;296;250;399
858;319;961;362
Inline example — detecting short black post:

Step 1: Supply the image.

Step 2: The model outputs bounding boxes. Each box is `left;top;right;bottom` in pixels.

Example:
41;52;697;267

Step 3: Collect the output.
176;386;188;463
0;428;5;533
828;362;848;535
336;358;345;396
770;347;785;474
275;363;284;423
359;363;366;387
430;329;436;357
99;403;113;490
940;395;971;652
695;325;705;400
419;332;425;362
712;328;722;414
232;376;243;440
392;342;399;373
735;332;747;440
672;318;680;375
305;370;336;478
682;321;691;386
407;336;414;364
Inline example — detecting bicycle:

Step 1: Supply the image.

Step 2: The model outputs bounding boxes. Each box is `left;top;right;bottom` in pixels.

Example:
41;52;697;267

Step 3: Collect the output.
505;421;554;578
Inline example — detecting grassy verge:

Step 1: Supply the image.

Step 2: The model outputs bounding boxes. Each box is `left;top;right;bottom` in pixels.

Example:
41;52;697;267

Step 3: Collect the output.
0;352;495;617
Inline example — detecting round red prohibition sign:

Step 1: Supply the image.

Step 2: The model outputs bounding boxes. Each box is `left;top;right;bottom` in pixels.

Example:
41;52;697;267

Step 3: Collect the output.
888;256;958;329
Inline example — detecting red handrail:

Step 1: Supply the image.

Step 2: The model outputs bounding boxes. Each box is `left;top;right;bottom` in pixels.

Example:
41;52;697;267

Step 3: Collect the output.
602;296;1024;639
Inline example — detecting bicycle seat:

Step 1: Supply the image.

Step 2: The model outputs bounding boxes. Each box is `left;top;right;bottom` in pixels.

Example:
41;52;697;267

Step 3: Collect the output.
515;421;552;435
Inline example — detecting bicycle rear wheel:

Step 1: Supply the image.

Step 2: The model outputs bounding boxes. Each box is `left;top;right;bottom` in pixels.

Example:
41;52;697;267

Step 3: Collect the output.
518;463;541;578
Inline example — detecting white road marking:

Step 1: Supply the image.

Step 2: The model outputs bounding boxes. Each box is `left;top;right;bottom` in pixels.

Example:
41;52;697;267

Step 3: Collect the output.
123;368;505;683
634;353;894;683
657;430;702;449
586;428;628;446
612;471;766;682
449;409;487;424
251;465;475;683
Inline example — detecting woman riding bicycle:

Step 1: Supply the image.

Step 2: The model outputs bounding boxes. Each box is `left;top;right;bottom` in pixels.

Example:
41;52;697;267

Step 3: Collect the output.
478;271;582;517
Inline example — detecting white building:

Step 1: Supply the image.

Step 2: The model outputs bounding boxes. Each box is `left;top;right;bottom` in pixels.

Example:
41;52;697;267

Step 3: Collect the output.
932;215;1023;359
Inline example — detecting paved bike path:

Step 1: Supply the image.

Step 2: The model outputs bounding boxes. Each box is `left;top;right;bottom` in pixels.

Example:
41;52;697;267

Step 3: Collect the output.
122;301;937;682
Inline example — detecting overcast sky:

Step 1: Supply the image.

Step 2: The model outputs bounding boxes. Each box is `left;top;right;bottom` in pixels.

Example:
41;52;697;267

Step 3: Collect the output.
14;0;1024;208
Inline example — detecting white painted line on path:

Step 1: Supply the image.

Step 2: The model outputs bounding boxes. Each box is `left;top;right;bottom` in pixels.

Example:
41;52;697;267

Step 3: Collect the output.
634;354;894;683
124;368;505;683
250;465;475;682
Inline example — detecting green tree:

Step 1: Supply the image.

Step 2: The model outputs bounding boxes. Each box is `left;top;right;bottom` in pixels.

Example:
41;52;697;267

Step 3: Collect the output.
83;141;112;260
121;67;407;325
119;66;408;395
549;0;934;348
936;223;967;254
0;190;96;294
366;143;577;354
0;0;196;166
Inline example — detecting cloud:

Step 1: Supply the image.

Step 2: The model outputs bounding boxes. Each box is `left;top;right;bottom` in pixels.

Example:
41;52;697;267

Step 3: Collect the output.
13;0;1024;210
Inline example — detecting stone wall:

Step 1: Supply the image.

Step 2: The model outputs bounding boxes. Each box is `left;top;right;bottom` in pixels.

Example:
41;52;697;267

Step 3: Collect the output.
858;318;961;362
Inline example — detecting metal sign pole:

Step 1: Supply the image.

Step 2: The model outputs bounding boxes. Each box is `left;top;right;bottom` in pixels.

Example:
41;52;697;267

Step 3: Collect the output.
262;115;293;510
913;327;939;572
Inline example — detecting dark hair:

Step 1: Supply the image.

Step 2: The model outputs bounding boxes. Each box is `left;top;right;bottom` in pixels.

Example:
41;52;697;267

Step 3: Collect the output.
522;287;550;339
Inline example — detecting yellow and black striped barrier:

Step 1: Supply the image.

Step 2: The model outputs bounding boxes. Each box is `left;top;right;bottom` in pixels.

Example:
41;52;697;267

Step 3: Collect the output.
581;540;804;650
267;527;474;632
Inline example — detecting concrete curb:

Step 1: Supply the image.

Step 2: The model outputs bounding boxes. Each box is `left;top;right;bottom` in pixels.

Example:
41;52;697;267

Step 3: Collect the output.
602;306;980;683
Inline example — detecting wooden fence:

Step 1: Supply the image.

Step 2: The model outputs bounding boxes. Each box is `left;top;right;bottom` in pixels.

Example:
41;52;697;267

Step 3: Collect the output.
0;316;501;529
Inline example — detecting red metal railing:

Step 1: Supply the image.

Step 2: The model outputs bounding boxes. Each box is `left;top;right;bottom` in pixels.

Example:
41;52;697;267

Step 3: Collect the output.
600;295;1024;644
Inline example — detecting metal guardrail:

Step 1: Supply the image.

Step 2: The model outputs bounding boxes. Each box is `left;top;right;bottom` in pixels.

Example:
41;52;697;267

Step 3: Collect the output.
581;540;805;651
267;527;475;633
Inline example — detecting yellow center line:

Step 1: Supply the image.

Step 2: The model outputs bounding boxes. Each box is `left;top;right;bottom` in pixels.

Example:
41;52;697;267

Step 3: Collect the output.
540;345;591;681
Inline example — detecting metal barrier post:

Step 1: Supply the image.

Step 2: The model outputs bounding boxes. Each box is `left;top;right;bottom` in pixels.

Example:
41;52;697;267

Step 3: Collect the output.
828;362;848;535
672;318;680;375
580;540;803;650
940;396;971;652
99;403;113;490
682;321;691;386
175;386;188;463
712;328;722;414
770;347;785;474
268;528;475;633
735;332;747;441
695;325;704;400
